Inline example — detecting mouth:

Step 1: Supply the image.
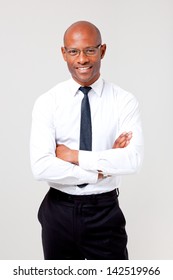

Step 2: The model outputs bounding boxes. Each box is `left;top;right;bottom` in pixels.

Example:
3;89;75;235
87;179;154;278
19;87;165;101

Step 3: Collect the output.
76;66;92;73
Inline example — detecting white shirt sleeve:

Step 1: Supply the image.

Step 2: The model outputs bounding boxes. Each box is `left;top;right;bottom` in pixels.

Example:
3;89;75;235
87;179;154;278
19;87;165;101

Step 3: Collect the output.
30;94;98;185
78;94;144;175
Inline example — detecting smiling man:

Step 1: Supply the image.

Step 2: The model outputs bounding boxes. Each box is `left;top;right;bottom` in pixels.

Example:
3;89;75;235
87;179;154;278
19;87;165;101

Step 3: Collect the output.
61;22;105;86
30;21;143;260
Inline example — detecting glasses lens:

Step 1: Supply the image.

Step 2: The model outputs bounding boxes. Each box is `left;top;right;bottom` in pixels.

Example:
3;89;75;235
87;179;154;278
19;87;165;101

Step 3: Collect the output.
67;49;79;56
65;45;101;56
85;48;97;56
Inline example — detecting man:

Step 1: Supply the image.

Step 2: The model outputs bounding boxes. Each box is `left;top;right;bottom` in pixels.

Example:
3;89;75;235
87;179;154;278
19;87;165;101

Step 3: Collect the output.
30;21;143;260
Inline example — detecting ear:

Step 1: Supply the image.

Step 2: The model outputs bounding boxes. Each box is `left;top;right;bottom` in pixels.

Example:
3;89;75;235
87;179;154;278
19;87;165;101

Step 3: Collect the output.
100;44;106;59
61;47;67;61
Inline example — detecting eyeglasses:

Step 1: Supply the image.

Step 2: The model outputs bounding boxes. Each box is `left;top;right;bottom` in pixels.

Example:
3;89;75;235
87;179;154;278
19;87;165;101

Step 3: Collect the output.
64;44;101;57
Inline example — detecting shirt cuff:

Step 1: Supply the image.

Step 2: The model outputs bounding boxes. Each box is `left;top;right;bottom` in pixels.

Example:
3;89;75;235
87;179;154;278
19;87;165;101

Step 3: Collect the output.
78;150;99;171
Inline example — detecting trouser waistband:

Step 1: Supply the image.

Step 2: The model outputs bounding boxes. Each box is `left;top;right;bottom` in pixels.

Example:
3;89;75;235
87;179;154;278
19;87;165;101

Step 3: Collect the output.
49;187;119;203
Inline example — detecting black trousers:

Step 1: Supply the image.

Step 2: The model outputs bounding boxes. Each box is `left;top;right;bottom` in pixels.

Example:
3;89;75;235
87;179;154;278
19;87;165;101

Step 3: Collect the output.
38;187;128;260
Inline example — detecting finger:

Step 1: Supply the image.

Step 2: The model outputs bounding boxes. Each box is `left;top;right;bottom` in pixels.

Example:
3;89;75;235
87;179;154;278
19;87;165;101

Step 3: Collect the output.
120;132;133;143
114;135;132;148
124;140;130;147
113;138;126;148
118;132;127;138
119;140;128;148
113;136;126;148
113;131;133;148
117;132;132;142
126;131;133;138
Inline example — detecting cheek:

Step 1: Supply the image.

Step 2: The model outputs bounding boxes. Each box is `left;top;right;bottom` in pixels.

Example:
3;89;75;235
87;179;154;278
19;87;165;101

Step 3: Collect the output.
66;61;74;73
92;60;101;72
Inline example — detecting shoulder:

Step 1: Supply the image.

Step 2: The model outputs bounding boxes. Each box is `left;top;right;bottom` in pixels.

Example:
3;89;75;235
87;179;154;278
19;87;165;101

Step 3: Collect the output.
103;80;137;101
33;79;71;109
103;80;139;112
104;80;134;97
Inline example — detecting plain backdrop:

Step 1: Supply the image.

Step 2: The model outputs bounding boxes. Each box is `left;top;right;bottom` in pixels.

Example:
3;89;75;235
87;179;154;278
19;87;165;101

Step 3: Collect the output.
0;0;173;259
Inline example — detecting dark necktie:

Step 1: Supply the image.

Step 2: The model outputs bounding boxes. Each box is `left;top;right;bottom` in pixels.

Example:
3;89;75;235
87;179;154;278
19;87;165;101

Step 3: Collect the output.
79;86;92;151
78;86;92;188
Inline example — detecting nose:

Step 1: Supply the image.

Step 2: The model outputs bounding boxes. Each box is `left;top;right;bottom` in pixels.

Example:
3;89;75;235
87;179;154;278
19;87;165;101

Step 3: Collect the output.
77;51;90;64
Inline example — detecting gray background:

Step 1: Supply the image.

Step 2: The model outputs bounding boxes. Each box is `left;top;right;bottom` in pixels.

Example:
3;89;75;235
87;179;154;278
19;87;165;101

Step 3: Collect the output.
0;0;173;259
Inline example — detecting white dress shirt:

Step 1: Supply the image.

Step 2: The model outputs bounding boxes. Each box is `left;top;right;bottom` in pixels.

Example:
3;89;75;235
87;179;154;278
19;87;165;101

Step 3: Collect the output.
30;77;144;195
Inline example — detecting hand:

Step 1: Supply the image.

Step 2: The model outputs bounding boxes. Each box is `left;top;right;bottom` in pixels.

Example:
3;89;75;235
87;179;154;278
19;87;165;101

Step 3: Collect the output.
98;131;133;179
112;131;133;149
56;144;79;165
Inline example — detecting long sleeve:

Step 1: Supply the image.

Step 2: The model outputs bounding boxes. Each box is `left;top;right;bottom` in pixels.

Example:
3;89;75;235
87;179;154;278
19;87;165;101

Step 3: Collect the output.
78;93;144;175
30;93;98;185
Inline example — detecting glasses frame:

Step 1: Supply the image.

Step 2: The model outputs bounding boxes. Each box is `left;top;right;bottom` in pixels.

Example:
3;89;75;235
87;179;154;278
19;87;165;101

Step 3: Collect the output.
64;44;102;57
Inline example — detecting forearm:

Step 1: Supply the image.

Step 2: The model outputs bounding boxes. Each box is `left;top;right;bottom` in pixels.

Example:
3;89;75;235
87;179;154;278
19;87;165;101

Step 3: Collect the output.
78;145;143;175
54;145;103;181
55;132;137;177
30;150;98;185
30;103;98;185
76;127;143;177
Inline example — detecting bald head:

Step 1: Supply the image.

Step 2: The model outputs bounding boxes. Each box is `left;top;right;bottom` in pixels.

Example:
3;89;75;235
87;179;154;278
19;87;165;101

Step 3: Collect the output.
63;21;102;46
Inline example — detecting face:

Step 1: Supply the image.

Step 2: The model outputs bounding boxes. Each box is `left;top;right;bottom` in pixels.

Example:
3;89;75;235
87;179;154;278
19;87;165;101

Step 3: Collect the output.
61;25;106;86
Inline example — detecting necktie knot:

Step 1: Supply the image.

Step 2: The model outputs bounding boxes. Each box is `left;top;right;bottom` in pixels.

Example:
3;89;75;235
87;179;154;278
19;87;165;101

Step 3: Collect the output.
79;86;92;95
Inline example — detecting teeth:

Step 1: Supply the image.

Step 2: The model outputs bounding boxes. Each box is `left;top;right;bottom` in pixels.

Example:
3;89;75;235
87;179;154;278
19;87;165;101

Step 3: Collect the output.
78;67;90;70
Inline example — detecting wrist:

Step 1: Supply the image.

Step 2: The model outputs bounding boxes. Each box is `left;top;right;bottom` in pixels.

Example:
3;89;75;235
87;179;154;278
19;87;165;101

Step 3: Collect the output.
98;170;111;180
71;150;79;165
98;172;103;179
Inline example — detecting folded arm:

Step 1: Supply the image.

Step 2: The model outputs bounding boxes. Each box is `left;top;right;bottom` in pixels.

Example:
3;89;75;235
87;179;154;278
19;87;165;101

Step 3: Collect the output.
55;96;144;177
30;93;143;185
56;132;133;178
30;95;98;185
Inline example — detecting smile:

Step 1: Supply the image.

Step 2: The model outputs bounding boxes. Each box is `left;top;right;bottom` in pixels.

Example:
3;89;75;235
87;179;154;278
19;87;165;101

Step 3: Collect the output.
76;66;92;72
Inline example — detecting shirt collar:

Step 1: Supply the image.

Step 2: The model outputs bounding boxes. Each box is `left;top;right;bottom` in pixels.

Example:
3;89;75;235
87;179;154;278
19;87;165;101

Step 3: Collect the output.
68;77;104;97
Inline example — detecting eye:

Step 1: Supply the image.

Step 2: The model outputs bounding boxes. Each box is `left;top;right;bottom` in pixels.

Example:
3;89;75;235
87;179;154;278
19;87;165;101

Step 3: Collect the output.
85;48;96;55
67;49;78;56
